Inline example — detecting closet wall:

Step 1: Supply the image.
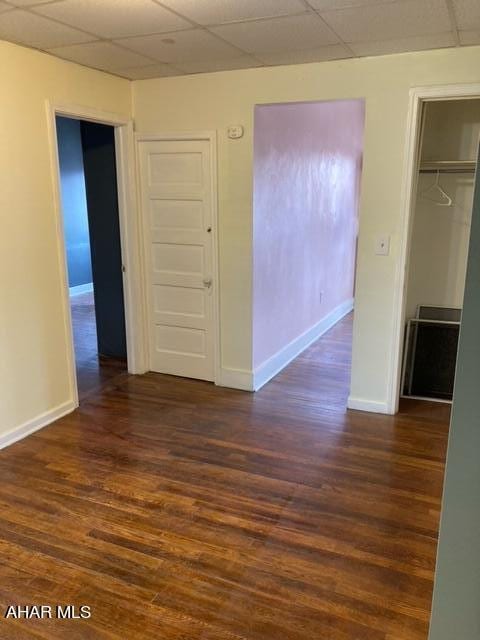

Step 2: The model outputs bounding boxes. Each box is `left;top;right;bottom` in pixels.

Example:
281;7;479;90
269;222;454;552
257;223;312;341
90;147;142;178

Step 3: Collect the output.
405;100;480;319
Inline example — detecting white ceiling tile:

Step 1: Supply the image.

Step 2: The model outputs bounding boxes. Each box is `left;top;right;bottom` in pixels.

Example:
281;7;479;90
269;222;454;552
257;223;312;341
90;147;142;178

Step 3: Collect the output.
115;63;181;79
35;0;191;39
0;0;476;78
257;44;352;65
0;9;95;47
320;0;451;43
116;28;241;63
7;0;59;5
459;29;480;45
307;0;395;9
210;13;339;54
452;0;480;31
177;55;262;74
350;32;455;57
159;0;307;25
47;41;155;71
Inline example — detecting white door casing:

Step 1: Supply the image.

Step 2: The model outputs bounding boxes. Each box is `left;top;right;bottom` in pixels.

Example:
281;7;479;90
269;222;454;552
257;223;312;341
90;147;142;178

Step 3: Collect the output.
389;84;480;414
138;136;217;381
46;101;147;413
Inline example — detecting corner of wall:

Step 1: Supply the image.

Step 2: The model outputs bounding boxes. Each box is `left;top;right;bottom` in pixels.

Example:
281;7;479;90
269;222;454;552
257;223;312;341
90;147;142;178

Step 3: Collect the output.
216;367;254;392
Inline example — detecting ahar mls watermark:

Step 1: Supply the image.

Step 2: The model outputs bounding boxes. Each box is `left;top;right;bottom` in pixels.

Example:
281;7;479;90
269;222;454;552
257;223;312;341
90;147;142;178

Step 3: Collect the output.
4;605;91;620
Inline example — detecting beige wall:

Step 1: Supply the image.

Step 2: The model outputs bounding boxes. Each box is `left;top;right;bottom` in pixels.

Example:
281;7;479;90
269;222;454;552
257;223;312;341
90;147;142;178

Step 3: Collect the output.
3;40;480;439
0;41;131;438
422;99;480;162
133;45;480;410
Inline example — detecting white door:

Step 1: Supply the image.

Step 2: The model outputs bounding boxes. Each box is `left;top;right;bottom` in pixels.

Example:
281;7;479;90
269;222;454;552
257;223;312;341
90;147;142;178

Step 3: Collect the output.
138;138;216;381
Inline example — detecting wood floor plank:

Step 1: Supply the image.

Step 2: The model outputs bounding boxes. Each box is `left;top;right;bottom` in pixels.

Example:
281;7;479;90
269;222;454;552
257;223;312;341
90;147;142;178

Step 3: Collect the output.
0;314;449;639
70;291;127;402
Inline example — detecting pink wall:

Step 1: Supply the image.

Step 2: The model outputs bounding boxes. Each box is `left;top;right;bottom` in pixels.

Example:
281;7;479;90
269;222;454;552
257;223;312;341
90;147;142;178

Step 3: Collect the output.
253;99;365;368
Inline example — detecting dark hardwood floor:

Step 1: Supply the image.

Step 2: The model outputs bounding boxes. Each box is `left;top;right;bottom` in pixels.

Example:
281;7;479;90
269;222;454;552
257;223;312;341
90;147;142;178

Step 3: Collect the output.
70;291;127;401
0;313;450;639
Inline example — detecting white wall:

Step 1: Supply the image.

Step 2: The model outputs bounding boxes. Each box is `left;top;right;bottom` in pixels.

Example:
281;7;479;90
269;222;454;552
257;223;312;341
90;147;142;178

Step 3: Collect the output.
422;99;480;162
406;100;480;319
133;45;480;410
0;41;131;441
406;175;474;318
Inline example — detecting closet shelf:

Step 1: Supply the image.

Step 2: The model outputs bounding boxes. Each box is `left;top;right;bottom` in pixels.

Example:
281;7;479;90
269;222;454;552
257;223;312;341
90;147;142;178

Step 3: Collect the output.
419;160;476;173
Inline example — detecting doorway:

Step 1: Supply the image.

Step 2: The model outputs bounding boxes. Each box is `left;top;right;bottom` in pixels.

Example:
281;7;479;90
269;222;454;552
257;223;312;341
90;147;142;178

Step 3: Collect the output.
395;94;480;411
56;115;127;400
252;99;365;397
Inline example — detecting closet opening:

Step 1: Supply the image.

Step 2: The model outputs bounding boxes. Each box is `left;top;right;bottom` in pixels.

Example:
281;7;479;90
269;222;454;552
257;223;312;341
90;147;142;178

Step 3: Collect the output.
55;115;128;401
399;98;479;408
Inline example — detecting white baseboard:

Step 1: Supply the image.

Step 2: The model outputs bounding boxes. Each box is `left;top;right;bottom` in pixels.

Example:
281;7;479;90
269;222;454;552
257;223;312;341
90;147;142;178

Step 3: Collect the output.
69;282;93;297
347;396;390;414
253;298;354;391
0;400;77;450
216;367;254;391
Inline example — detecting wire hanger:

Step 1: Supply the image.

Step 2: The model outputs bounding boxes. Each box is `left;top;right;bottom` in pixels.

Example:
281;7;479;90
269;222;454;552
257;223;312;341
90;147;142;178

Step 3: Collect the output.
421;170;453;207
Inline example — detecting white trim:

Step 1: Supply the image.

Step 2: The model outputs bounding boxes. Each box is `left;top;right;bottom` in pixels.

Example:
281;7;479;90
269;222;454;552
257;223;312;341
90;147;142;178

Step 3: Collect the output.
114;121;148;374
210;132;222;391
135;130;221;384
217;367;254;391
51;103;130;126
346;397;389;414
69;282;93;296
46;101;148;407
0;400;76;450
46;102;79;406
253;298;354;391
388;83;480;415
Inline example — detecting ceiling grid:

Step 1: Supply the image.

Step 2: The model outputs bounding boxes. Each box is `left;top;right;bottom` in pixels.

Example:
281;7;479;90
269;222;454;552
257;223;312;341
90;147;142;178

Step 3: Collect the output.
0;0;475;79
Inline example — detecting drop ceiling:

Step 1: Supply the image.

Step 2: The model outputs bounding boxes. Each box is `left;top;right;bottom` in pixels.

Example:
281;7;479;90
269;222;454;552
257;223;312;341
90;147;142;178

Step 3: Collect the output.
0;0;478;79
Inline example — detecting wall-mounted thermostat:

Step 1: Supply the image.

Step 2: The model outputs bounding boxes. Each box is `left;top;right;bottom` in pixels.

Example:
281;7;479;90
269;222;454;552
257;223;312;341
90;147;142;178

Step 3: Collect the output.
227;125;244;139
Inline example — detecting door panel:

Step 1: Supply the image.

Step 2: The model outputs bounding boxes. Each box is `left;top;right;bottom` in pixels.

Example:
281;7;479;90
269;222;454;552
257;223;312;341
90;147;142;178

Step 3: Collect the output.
151;200;204;231
148;151;203;186
153;286;205;327
138;139;215;381
153;243;204;277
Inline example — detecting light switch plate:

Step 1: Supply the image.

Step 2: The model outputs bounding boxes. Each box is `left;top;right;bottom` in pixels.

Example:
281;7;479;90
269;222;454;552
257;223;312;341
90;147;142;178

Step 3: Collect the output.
375;235;390;256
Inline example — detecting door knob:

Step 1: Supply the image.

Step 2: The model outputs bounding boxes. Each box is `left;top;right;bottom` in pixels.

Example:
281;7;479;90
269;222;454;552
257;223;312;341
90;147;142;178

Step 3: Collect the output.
203;277;212;288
